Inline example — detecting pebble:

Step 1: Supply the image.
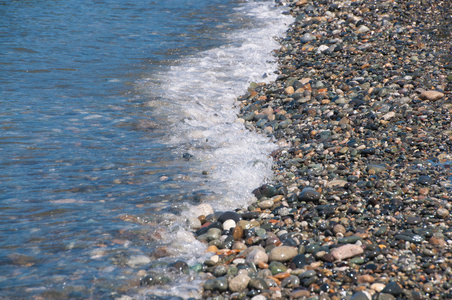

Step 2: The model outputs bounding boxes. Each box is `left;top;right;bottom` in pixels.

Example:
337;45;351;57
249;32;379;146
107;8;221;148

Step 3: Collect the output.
331;244;364;260
436;208;450;219
290;289;311;298
246;249;268;265
380;282;404;296
258;199;274;209
370;283;386;292
203;276;228;292
269;261;287;275
350;291;371;300
229;274;250;292
223;219;236;231
419;90;445;101
268;246;298;262
298;187;321;202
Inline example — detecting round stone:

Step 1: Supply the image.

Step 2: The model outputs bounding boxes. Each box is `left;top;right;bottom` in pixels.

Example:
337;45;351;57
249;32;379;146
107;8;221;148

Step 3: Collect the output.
246;249;268;265
223;219;236;231
269;246;298;262
298;187;321;202
333;224;346;235
229;273;250;292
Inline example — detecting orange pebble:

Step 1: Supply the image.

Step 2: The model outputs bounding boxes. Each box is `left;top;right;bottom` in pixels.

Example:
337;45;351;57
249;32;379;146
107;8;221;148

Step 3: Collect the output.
206;245;218;253
273;272;291;279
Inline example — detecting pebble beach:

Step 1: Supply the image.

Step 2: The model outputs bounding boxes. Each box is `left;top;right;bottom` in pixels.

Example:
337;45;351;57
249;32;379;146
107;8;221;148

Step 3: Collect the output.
141;0;452;299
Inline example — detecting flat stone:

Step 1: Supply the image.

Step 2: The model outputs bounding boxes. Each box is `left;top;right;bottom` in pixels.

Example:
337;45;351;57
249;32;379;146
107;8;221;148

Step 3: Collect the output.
290;289;311;298
269;246;298;262
331;244;364;260
420;90;444;101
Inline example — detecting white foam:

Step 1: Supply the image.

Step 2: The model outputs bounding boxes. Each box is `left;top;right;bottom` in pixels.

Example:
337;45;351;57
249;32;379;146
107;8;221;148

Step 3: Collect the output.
136;1;292;298
141;0;291;212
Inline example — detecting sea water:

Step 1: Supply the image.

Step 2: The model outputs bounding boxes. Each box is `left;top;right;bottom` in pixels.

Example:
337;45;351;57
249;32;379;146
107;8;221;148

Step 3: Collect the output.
0;0;292;298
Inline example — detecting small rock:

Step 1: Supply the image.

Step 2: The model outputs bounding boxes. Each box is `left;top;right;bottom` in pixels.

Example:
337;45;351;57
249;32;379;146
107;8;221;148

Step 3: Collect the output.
331;244;364;260
370;283;386;292
300;33;316;43
223;219;236;231
436;208;449;219
350;291;371;300
381;281;404;296
249;278;269;290
232;226;244;240
229;274;250;292
203;276;228;292
269;246;298;262
419;90;444;101
333;224;346;235
246;249;268;265
317;45;330;54
357;25;370;33
358;275;375;283
298;187;321;202
268;261;287;275
290;289;311;298
258;199;274;209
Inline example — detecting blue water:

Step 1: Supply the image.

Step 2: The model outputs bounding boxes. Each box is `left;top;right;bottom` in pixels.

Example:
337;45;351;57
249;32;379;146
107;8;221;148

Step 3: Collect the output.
0;0;291;298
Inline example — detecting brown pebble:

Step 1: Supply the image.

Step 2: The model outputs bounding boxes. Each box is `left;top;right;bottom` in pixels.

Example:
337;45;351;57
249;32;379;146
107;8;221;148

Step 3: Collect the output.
333;224;346;234
354;285;367;292
419;188;429;195
331;244;364;260
290;290;310;298
429;236;447;247
198;215;206;224
233;226;244;240
358;275;375;283
206;245;218;253
258;262;268;269
423;283;434;293
420;90;444;101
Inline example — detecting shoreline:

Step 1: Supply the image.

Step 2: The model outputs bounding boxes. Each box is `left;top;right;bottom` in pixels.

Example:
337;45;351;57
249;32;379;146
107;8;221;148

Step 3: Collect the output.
141;0;451;299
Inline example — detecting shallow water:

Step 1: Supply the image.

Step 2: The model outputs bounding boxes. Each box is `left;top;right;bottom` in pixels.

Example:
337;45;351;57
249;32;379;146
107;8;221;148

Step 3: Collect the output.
0;0;292;298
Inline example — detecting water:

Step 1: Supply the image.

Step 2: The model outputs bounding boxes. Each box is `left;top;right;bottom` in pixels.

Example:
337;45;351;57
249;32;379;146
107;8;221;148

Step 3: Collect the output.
0;0;292;298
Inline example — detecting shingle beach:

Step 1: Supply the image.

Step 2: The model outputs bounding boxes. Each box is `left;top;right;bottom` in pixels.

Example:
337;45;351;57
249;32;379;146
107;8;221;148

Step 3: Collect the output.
144;0;452;299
